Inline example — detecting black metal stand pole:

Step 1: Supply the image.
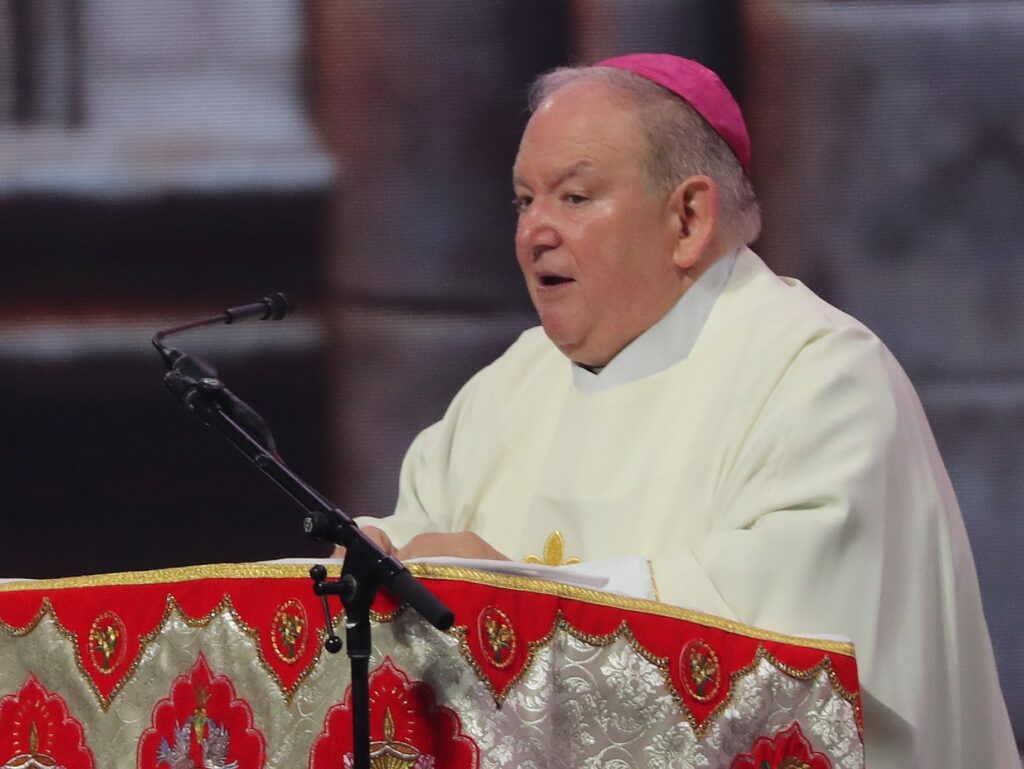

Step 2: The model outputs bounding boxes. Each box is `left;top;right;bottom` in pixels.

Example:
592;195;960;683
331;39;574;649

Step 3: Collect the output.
311;551;377;769
341;554;375;769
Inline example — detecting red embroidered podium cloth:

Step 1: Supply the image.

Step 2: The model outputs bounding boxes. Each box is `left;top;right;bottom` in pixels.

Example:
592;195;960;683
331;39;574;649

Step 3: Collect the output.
0;563;863;768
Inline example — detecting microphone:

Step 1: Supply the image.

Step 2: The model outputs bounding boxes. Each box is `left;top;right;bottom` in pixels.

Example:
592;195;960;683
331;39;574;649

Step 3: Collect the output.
151;292;292;370
224;292;292;324
153;292;292;344
151;293;293;454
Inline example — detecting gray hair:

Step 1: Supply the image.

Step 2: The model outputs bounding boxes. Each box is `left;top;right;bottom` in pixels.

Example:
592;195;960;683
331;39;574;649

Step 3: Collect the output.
528;66;762;248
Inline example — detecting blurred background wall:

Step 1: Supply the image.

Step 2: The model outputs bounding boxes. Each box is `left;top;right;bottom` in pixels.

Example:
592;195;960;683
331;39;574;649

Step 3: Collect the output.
1;0;1022;750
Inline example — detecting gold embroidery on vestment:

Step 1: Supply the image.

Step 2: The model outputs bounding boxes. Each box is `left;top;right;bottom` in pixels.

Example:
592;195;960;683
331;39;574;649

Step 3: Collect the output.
523;531;581;566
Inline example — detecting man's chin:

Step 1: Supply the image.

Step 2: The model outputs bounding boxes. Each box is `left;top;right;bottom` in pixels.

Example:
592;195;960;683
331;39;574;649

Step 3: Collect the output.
538;316;612;363
541;328;597;365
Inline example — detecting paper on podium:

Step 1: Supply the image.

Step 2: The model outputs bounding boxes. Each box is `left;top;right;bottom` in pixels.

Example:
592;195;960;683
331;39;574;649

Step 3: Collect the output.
404;555;658;601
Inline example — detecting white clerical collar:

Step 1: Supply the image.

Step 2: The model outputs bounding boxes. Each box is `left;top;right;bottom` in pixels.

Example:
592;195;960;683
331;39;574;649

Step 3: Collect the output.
572;249;738;393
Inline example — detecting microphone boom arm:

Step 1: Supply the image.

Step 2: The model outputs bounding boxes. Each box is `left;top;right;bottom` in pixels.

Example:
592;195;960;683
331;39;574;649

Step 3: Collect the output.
152;293;455;769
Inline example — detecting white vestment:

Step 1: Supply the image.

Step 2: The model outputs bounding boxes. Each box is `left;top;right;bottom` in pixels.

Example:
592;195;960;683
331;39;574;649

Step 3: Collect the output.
357;248;1017;766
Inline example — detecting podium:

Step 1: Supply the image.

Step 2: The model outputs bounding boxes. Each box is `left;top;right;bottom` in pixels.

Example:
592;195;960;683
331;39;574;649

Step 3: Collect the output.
0;563;863;768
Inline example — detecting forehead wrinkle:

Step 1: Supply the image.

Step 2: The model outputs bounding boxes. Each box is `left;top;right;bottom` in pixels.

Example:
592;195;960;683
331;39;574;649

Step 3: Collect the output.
514;84;646;189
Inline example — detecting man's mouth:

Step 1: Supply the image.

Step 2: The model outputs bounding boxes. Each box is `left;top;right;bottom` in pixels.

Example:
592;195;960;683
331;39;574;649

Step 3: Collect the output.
539;274;573;287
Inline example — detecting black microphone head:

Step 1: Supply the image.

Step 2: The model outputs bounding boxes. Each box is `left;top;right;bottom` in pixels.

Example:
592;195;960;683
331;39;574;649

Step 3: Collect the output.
261;292;292;320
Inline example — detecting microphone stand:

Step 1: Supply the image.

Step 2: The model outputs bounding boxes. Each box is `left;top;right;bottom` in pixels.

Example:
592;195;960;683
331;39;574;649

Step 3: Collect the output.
153;301;453;769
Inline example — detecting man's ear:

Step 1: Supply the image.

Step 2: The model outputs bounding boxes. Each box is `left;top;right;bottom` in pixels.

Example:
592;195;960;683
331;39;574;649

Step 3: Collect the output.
669;175;719;270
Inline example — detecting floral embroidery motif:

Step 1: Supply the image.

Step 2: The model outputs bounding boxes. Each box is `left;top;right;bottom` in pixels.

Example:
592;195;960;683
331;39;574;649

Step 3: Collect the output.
88;611;127;674
523;531;581;566
477;607;517;669
679;638;721;703
0;674;95;769
270;599;308;664
310;657;478;769
730;721;832;769
137;653;266;769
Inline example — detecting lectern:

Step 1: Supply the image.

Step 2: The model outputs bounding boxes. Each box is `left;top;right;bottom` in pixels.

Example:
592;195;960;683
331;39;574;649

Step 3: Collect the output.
0;563;863;768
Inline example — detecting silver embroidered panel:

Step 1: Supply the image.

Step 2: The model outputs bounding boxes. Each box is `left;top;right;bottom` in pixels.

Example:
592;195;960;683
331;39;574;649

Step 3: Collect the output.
0;602;862;768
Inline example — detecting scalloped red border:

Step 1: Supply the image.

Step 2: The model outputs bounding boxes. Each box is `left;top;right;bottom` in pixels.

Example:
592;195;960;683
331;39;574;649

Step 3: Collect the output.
0;571;861;733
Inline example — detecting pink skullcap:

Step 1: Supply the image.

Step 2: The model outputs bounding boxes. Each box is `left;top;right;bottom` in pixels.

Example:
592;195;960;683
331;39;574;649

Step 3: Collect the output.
595;53;751;175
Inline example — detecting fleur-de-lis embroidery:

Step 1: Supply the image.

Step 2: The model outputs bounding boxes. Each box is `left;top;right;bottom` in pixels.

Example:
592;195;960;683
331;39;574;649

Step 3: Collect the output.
523;531;581;566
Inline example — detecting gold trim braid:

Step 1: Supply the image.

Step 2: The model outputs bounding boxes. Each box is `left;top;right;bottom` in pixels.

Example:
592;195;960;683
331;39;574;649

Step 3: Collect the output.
403;563;856;657
0;561;855;658
0;562;315;593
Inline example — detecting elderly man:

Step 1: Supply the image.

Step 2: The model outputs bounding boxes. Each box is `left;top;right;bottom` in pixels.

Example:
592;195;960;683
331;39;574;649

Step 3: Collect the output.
344;54;1017;765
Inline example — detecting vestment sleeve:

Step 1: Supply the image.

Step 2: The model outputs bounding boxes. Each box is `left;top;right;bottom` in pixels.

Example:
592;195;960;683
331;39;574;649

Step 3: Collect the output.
647;325;1015;766
351;370;478;547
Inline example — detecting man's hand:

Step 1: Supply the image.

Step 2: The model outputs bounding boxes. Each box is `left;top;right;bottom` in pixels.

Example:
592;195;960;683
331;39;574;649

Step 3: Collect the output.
396;532;510;561
329;525;395;559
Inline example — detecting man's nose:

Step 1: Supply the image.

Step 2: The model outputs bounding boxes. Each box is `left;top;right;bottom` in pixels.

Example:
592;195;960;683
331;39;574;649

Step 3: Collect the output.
515;202;561;258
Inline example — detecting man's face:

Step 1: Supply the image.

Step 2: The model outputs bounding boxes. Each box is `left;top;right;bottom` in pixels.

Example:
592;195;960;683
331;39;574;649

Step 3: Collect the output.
512;80;683;366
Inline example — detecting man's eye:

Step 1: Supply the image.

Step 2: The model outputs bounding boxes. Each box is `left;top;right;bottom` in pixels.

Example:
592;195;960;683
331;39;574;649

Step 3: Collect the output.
565;194;588;205
512;196;532;213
